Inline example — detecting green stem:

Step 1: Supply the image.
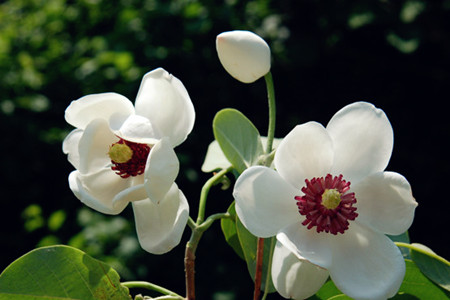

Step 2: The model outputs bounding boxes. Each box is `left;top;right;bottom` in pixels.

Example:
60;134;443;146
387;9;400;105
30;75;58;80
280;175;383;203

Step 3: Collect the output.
264;72;276;154
395;242;450;266
197;212;231;231
196;166;233;224
187;216;196;230
122;281;183;299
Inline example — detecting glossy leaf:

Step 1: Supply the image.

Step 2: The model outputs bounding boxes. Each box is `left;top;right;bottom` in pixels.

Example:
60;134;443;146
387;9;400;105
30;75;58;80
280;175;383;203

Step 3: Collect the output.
396;259;450;299
0;245;130;300
235;216;276;293
408;243;450;291
213;108;264;174
220;202;245;260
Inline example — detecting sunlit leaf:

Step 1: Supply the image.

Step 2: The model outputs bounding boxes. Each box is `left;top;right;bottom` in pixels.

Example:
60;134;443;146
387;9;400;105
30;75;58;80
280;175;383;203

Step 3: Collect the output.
213;108;264;174
202;137;283;173
0;245;131;300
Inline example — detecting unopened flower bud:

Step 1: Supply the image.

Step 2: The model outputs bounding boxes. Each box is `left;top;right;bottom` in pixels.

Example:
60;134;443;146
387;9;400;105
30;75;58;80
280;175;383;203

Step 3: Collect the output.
216;30;271;83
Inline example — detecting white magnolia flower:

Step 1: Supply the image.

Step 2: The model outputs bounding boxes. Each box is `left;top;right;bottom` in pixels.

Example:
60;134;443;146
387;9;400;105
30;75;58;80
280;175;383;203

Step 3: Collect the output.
63;67;195;254
234;102;417;300
216;30;271;83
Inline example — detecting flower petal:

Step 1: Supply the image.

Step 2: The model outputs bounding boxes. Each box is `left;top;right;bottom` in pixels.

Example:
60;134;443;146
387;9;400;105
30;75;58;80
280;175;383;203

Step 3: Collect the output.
132;183;189;254
328;222;405;300
352;171;417;235
134;68;195;147
327;102;393;183
65;92;135;129
78;118;117;174
109;114;160;145
275;122;333;189
144;138;180;204
277;221;333;268
271;240;329;300
216;30;271;83
233;166;299;238
62;128;83;169
113;176;149;206
68;169;132;215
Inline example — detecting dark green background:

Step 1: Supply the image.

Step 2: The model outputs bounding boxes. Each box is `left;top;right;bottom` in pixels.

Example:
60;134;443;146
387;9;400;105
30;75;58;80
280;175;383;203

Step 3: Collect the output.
1;0;449;298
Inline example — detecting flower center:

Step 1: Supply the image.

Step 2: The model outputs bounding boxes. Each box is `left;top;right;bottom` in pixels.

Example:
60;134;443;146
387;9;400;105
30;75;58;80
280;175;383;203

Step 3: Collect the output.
108;138;151;178
295;174;358;235
321;189;341;209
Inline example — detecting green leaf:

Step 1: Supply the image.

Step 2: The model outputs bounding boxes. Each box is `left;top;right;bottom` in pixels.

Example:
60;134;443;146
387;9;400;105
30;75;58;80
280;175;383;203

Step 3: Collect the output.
213;108;264;174
235;217;276;293
0;245;131;300
395;259;450;299
408;243;450;291
388;231;411;259
201;137;284;173
220;202;245;260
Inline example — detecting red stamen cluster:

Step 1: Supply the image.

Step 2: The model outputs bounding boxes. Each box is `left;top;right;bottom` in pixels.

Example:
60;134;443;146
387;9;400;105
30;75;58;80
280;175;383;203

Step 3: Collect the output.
110;139;151;178
295;174;358;235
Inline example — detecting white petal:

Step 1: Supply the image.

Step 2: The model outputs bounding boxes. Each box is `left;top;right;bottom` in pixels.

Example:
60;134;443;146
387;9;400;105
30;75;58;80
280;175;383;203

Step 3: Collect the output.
62;128;83;169
134;68;195;147
327;102;393;183
328;222;405;300
132;183;189;254
233;166;299;238
77;118;117;174
352;171;417;235
65;92;135;129
113;177;148;205
68;169;132;215
144;138;180;204
272;241;329;300
216;30;271;83
275;122;333;189
277;222;333;268
109;114;160;144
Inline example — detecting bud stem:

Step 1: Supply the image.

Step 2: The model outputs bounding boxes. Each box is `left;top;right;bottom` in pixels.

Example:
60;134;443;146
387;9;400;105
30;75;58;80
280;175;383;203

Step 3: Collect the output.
264;72;276;154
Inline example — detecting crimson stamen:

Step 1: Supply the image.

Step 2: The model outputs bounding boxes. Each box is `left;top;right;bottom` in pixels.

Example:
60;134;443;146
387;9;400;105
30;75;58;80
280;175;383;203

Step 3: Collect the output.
109;138;151;178
295;174;358;235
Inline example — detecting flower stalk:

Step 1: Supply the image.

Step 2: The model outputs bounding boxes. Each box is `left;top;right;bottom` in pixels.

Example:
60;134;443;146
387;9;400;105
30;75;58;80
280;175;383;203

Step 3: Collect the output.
253;238;265;300
264;72;276;154
122;281;183;299
185;167;234;299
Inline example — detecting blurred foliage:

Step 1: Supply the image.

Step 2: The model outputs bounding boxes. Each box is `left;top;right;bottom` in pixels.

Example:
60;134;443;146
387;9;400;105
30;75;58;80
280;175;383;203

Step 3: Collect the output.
1;0;450;299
